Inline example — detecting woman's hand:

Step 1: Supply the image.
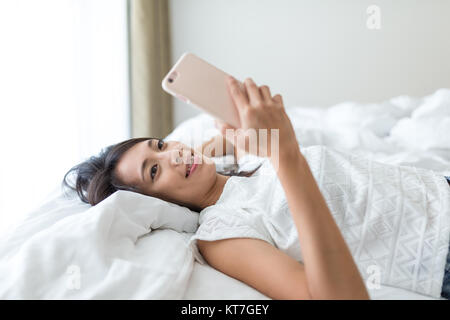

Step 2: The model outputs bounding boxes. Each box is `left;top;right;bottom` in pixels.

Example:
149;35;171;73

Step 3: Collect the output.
220;76;300;162
194;134;239;161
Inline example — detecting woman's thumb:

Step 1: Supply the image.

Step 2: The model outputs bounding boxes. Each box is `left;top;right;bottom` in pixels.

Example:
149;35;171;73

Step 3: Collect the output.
273;94;283;104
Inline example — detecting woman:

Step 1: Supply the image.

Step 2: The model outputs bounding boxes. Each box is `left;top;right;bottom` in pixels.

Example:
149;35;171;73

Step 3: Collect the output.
63;76;450;300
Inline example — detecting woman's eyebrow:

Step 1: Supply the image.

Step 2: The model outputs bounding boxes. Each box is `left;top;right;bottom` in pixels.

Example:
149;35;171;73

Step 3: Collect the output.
141;138;155;182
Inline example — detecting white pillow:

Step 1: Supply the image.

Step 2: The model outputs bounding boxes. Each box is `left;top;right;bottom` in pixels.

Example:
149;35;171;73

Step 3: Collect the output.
108;190;199;233
0;189;199;259
387;89;450;152
0;189;197;299
164;113;218;147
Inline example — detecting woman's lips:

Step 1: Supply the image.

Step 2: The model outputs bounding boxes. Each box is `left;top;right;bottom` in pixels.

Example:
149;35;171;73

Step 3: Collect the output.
189;163;198;176
187;154;200;177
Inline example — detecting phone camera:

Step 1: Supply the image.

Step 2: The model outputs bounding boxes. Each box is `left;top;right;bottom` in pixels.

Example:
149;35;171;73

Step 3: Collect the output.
168;71;178;83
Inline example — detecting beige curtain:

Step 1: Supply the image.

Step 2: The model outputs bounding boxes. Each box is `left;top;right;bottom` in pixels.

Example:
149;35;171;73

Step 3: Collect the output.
128;0;173;139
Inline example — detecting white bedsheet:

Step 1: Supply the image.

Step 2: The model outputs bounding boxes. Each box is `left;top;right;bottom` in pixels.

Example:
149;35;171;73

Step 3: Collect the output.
185;263;440;300
0;191;196;299
1;88;449;300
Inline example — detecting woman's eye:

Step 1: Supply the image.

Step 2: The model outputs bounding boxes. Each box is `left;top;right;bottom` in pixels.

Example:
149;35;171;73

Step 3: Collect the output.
151;165;157;180
158;139;164;150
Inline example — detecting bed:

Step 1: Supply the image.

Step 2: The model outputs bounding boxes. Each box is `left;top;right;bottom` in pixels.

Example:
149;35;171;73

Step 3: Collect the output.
0;88;449;300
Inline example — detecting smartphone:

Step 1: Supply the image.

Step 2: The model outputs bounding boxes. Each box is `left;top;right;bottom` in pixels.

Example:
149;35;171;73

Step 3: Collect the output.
161;52;243;128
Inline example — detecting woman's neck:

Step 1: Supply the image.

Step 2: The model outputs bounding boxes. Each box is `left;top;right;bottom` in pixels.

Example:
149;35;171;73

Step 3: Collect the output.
199;173;230;211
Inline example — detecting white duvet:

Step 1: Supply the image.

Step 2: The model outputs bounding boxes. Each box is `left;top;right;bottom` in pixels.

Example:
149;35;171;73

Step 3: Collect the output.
0;191;198;299
0;88;449;299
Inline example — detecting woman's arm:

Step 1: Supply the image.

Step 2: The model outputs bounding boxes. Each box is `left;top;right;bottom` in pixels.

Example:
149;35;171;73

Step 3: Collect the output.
225;76;369;299
198;237;312;300
272;146;370;299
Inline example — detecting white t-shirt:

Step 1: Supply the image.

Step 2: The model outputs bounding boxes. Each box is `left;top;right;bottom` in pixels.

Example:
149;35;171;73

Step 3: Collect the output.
187;145;450;298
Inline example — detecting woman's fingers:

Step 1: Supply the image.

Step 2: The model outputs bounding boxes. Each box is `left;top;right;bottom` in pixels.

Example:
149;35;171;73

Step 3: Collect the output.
227;76;249;110
215;119;236;137
214;119;225;130
273;94;283;106
244;78;264;107
215;119;234;129
259;85;272;102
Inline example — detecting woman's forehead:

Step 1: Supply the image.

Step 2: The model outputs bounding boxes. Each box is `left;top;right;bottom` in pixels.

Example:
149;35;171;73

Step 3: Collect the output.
116;141;152;182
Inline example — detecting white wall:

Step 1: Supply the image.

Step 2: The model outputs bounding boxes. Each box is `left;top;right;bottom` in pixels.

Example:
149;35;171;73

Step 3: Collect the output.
168;0;450;127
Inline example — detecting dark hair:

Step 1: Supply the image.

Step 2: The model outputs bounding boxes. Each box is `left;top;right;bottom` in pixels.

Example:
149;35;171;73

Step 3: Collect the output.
62;137;262;206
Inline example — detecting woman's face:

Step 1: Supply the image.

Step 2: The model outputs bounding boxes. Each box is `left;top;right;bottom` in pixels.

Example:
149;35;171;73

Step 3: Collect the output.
114;139;217;210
